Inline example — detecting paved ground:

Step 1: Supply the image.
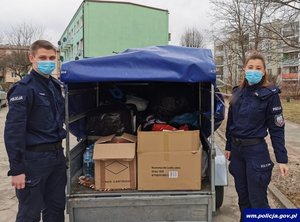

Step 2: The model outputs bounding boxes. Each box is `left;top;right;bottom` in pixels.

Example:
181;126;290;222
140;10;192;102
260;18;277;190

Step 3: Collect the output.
212;132;282;222
0;107;72;222
0;106;298;222
284;120;300;155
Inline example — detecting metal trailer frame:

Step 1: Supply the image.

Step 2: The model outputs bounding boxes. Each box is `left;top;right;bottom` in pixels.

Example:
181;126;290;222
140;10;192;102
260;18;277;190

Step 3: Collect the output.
64;82;227;222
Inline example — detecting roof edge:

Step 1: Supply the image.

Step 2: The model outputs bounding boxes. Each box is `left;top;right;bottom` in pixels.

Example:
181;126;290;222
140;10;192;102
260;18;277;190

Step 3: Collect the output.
86;0;168;13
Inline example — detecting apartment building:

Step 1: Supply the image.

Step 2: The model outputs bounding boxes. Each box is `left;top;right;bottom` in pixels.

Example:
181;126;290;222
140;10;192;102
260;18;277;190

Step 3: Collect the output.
58;0;169;62
280;21;300;82
214;32;246;86
214;20;300;85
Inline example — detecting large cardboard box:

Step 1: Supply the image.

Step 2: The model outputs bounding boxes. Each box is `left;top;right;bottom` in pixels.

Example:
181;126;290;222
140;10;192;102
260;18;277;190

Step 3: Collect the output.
93;133;136;190
137;130;201;191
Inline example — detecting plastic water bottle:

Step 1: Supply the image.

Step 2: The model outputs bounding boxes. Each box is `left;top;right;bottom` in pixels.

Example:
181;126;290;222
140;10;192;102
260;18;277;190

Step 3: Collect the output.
83;144;94;178
89;144;95;177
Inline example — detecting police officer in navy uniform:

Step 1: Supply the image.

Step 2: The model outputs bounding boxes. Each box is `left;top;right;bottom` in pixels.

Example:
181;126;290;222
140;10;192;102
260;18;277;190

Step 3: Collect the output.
4;40;67;222
225;52;288;221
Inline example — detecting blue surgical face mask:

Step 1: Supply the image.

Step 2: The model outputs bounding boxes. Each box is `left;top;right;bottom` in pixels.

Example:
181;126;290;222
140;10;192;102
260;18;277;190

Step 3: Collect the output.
37;61;56;75
245;70;263;85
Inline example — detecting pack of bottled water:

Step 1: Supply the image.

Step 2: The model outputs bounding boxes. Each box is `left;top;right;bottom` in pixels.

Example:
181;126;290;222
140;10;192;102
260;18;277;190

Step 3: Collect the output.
83;144;95;178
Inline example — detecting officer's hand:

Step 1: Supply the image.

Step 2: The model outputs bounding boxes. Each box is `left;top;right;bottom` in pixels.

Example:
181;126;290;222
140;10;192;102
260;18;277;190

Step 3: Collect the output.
12;174;26;190
225;151;231;160
278;164;288;177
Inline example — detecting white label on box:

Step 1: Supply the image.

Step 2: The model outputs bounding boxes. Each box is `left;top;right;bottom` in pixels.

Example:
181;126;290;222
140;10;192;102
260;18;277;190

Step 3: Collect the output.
168;171;178;178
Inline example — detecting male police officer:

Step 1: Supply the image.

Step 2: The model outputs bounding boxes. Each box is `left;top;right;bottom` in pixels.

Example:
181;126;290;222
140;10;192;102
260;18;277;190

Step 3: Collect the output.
4;40;67;222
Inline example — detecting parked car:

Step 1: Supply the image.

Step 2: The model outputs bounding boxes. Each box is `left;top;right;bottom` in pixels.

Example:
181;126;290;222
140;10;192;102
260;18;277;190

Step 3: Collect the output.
0;85;7;108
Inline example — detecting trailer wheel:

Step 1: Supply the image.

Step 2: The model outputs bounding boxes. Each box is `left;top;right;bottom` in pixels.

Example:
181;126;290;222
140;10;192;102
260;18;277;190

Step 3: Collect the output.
215;186;224;209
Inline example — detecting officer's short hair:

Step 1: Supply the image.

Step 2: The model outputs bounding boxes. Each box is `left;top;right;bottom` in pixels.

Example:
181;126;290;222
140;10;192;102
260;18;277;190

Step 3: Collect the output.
30;40;56;55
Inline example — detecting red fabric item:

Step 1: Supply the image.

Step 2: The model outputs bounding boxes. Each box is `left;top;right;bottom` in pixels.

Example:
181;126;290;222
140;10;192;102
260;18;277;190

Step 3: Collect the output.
152;124;177;131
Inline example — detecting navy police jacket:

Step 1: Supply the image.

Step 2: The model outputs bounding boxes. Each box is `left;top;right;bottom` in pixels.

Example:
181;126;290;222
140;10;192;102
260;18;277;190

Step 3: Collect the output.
4;70;67;176
225;83;288;163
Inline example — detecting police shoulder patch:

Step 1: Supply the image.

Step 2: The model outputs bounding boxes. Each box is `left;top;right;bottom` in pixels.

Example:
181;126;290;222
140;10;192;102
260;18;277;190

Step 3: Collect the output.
272;106;282;112
10;95;24;102
274;113;285;127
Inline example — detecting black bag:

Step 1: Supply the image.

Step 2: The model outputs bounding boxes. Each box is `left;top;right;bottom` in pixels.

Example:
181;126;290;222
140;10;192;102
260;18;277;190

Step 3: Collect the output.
86;104;136;136
152;95;191;121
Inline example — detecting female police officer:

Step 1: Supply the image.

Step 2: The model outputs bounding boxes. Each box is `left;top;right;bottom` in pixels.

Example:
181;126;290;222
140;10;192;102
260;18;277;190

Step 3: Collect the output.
4;40;66;222
225;52;288;221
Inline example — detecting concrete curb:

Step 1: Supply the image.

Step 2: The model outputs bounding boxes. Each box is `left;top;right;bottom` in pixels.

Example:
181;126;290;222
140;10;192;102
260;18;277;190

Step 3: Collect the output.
268;183;297;209
215;130;297;209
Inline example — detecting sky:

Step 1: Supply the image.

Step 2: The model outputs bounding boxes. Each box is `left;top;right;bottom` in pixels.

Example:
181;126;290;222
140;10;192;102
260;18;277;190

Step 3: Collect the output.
0;0;213;48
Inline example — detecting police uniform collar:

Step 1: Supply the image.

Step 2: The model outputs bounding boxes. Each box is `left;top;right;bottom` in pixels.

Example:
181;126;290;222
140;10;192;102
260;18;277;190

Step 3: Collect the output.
254;85;280;100
31;69;51;83
246;82;262;91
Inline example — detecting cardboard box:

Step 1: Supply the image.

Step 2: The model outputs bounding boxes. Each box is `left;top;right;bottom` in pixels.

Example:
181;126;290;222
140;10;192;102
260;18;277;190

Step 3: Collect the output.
137;130;201;191
93;133;136;190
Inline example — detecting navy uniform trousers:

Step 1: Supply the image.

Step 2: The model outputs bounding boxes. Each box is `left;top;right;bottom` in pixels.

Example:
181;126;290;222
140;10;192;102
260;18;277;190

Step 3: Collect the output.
229;141;274;220
15;149;67;222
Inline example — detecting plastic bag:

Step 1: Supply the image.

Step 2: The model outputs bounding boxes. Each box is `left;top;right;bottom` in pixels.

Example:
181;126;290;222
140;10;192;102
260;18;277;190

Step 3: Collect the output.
86;104;136;136
152;95;191;121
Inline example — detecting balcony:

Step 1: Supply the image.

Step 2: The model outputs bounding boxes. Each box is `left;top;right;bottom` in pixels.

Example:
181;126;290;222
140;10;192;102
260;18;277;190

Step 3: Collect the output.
281;59;300;67
215;61;224;67
281;73;299;81
282;46;299;53
214;50;224;56
282;30;298;37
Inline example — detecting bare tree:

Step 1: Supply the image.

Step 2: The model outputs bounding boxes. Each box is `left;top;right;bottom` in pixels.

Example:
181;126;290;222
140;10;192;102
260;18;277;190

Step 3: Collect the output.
180;27;206;48
1;49;31;79
210;0;274;64
0;23;44;80
256;0;300;49
210;0;300;88
6;23;44;47
210;0;247;68
269;0;300;11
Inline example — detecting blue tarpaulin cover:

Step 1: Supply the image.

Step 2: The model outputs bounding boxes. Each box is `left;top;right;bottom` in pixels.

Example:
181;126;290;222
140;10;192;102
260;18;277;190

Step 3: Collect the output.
60;45;216;83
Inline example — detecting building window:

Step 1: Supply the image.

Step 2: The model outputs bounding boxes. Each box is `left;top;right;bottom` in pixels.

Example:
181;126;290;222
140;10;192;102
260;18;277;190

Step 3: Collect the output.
217;67;224;75
277;68;281;75
267;31;272;37
267;56;272;63
79;39;83;56
80;16;83;28
216;45;223;51
277;41;282;48
11;72;17;78
76;42;80;56
290;66;298;73
77;20;80;31
268;69;272;75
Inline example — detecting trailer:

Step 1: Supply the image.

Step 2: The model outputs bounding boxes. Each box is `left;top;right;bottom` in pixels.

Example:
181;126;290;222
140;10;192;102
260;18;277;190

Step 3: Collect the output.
60;45;228;222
